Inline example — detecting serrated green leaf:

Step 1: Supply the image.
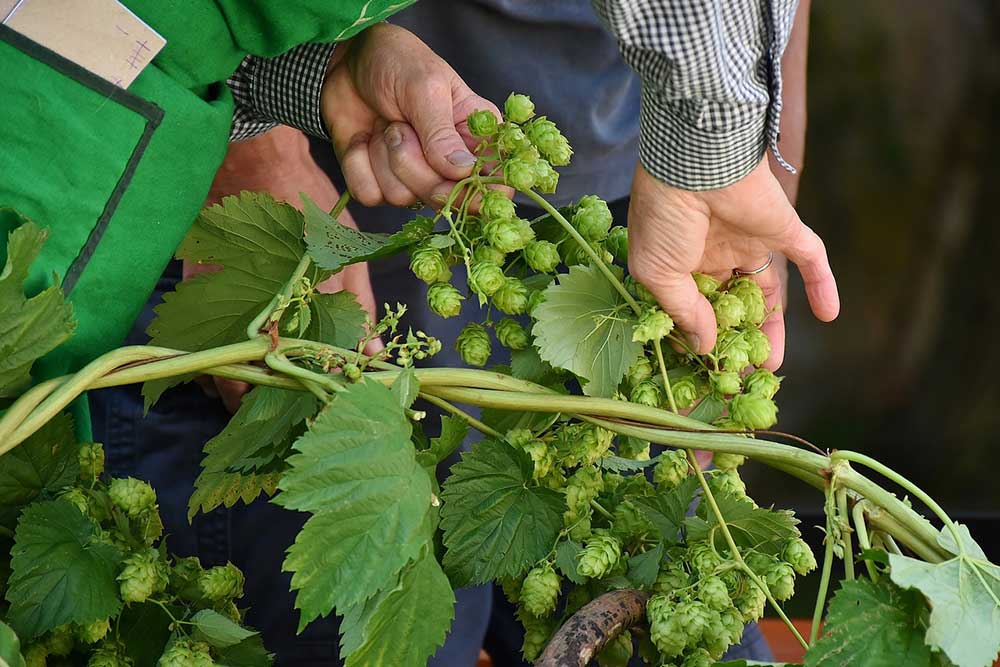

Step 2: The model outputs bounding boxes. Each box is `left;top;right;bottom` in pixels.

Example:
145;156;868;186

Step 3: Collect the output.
306;291;369;349
0;221;75;399
274;380;432;629
555;541;587;585
627;543;664;589
302;196;434;272
440;440;564;585
633;476;699;544
0;621;25;667
685;491;800;556
340;548;455;667
531;264;641;397
5;500;122;638
889;525;1000;667
597;455;661;472
117;602;173;666
391;368;420;410
804;579;935;667
423;415;469;465
191;610;257;649
688;394;725;425
0;413;77;526
216;634;274;667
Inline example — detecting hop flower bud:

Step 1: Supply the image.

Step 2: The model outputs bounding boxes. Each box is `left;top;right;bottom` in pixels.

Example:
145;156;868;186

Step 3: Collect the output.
456;323;492;367
744;368;781;400
46;624;74;657
467;109;498;137
480;190;517;222
60;487;91;517
699;576;732;611
710;371;742;396
649;606;686;658
735;584;767;622
427;283;464;318
525;118;572;166
653;563;690;595
687;542;724;578
745;552;778;576
88;640;133;667
728;277;767;326
572;195;613;242
716;330;751;373
468;261;506;297
782;537;818;575
497;124;531;154
199;562;245;602
606;226;628;263
577;535;622;579
76;618;111;644
712;451;746;471
627;356;653;387
343;363;362;382
745;328;771;367
765;562;796;601
653;449;689;490
713;293;746;330
632;307;674;343
484;217;533;253
675;600;712;644
520;563;562;617
503;157;537;191
519;610;553;662
693;272;722;297
493;277;530;315
672;377;699;410
629;380;661;408
158;638;214;667
533;160;560;193
527;289;546;315
23;644;48;667
108;477;157;518
504;93;536;123
524;240;560;273
729;393;778;430
473;244;507;266
709;469;748;499
409;247;450;284
79;442;105;480
682;648;714;667
118;548;168;603
496;318;530;350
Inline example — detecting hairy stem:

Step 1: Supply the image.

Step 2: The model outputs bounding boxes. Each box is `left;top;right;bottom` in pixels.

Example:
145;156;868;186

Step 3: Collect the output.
418;392;502;442
852;501;880;581
810;505;836;644
836;486;855;581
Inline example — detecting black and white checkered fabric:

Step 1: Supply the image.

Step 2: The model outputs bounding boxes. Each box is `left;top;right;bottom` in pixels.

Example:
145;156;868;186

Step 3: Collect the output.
593;0;798;190
228;42;336;142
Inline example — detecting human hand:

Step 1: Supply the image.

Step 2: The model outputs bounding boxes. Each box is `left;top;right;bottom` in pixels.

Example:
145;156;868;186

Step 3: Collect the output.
627;159;839;370
321;23;503;207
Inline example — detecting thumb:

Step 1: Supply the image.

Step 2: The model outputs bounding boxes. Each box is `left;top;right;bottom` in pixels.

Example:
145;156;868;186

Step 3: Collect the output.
404;79;477;181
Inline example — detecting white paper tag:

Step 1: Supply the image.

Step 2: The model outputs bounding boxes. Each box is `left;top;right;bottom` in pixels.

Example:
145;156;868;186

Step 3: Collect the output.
3;0;166;89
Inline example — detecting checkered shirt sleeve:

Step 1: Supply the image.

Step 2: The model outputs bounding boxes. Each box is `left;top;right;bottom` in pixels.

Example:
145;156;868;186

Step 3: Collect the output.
592;0;799;190
227;43;336;142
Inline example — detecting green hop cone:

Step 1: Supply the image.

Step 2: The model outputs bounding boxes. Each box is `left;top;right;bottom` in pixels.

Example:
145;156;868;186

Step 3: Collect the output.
466;109;498;137
712;451;746;471
699;576;732;612
60;487;91;517
473;243;507;266
606;226;628;263
649;609;686;658
343;363;362;382
79;442;105;479
567;513;593;541
456;323;492;367
728;277;767;325
524;239;561;273
687;543;723;577
519;610;552;662
23;644;48;667
503;157;537;191
653;449;689;490
523;440;556;480
496;318;530;350
520;563;562;618
493;277;530;315
709;469;747;499
693;272;721;297
468;261;506;297
710;370;742;396
734;584;767;622
597;628;633;667
632;307;674;343
720;606;746;645
716;330;751;372
497;124;531;155
46;624;74;657
409;247;450;284
532;159;560;193
617;436;650;461
745;328;771;367
765;562;796;601
199;562;245;603
672;377;699;410
158;638;214;667
611;500;655;543
108;477;157;518
504;93;536;123
713;293;746;330
170;555;204;592
88;640;134;667
427;282;464;318
484;217;533;253
525;117;572;166
681;648;714;667
675;599;712;644
745;552;777;576
703;611;735;660
653;563;690;595
744;368;781;400
577;535;622;579
563;466;604;523
480;190;516;222
118;548;169;603
729;393;778;430
782;537;818;575
501;576;524;604
627;355;653;387
76;618;111;644
572;195;613;242
629;380;661;408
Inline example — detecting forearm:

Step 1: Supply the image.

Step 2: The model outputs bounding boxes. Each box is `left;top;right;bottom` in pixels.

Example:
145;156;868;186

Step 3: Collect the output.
769;0;810;205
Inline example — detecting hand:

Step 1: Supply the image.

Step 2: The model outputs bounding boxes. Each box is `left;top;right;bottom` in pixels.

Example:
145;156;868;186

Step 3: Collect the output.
321;23;502;207
627;159;839;370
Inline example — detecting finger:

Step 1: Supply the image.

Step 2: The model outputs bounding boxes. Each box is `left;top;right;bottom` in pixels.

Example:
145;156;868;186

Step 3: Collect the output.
404;78;477;180
340;132;383;206
382;122;456;204
633;264;718;354
369;121;420;207
755;269;786;370
773;213;840;323
213;377;251;414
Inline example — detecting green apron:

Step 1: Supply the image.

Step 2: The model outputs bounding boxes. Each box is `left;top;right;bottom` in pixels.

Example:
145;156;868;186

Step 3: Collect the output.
0;1;414;434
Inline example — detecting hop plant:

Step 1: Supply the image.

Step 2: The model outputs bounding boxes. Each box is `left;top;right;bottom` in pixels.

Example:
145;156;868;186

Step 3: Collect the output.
158;638;214;667
653;562;690;595
713;293;746;330
719;606;747;646
675;599;713;644
577;535;622;579
687;543;723;577
527;289;546;315
108;477;157;518
493;277;530;315
629;380;661;408
473;243;507;266
88;640;134;667
467;109;498;137
728;277;767;326
524;239;561;273
508;428;555;480
496;318;530;350
525;117;572;166
199;562;245;603
709;469;748;499
427;282;464;318
409;247;450;284
681;647;714;667
23;644;48;667
46;624;74;656
653;449;689;490
60;487;91;517
693;272;721;297
734;583;767;622
627;356;653;387
480;190;516;222
765;562;796;601
563;465;604;523
497;124;531;155
520;563;562;617
520;611;552;662
729;393;778;430
118;548;169;603
456;323;492;367
611;501;655;542
76;618;111;644
503;156;537;191
745;327;771;366
710;370;742;396
649;607;686;658
504;93;536;123
617;436;650;461
744;368;781;400
782;537;818;575
712;451;746;471
468;261;505;296
632;307;674;343
672;377;699;410
716;330;751;372
699;576;732;611
607;226;628;263
79;442;105;479
484;217;533;253
572;195;613;242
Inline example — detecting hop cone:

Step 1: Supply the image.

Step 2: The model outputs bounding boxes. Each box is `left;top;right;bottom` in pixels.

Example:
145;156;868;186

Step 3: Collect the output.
629;380;661;408
108;477;156;518
79;442;105;479
712;293;746;330
728;277;767;326
729;393;778;430
468;261;505;297
504;93;535;123
699;576;732;611
745;327;771;366
765;562;796;601
744;368;781;400
158;639;214;667
493;277;529;315
632;307;674;343
118;548;168;603
199;562;245;603
456;323;492;367
524;239;560;273
653;449;689;490
572;195;613;242
606;226;628;263
496;318;529;350
520;563;561;617
409;247;450;284
76;618;111;644
577;535;622;579
467;109;498;137
427;282;464;318
782;537;818;575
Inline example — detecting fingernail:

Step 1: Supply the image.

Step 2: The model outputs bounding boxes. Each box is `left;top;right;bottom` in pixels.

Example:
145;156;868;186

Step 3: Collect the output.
686;333;702;353
447;150;475;167
384;126;402;148
430;193;448;204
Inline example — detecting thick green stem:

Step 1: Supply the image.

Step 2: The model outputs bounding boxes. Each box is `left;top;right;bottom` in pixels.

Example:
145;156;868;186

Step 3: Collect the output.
810;509;836;644
852;501;880;581
264;352;337;402
836;487;855;580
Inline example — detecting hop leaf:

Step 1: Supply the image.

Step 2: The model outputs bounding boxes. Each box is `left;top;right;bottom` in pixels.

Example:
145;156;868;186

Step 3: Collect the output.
496;318;530;351
409;247;451;284
744;368;781;400
78;443;105;480
572;195;613;242
504;93;536;123
729;393;778;430
524;240;561;273
118;548;168;603
782;537;817;575
710;370;742;396
577;535;622;579
198;563;245;603
484;217;533;253
653;449;689;490
493;277;530;315
480;191;516;222
632;307;674;343
467;109;498;137
427;283;464;318
108;477;156;518
455;323;492;367
713;293;746;330
520;563;562;618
